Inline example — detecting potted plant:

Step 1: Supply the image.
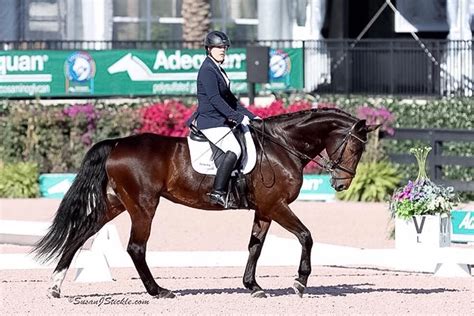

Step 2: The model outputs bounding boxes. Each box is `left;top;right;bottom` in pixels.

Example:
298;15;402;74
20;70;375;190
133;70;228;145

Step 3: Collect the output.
389;146;458;249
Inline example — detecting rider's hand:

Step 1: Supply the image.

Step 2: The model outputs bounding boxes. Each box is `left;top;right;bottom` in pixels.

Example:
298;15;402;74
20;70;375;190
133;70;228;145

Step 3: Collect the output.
253;116;262;121
241;115;251;126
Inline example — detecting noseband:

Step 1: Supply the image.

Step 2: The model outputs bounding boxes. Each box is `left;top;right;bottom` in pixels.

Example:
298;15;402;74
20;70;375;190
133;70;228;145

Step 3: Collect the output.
251;121;367;180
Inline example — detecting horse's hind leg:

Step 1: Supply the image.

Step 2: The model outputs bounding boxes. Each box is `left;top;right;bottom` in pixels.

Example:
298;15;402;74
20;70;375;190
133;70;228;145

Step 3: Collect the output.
272;202;313;298
243;214;271;298
118;194;175;299
48;195;125;298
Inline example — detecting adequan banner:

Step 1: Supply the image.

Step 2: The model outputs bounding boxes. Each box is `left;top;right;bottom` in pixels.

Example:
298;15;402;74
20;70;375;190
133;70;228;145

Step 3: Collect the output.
450;210;474;242
0;48;303;97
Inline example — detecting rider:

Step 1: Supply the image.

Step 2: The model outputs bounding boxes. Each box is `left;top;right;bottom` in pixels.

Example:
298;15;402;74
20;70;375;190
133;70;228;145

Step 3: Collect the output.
187;30;260;207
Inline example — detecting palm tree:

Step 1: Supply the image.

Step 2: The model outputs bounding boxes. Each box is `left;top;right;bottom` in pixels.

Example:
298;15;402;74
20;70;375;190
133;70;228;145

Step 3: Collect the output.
181;0;211;48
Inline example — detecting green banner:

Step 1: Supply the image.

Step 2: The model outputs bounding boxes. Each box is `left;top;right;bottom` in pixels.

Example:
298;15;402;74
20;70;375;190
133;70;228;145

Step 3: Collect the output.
451;210;474;242
0;48;303;98
297;174;336;201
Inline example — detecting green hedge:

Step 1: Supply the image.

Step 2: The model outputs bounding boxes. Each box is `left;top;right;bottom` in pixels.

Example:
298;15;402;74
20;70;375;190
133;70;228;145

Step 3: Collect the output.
0;162;40;198
315;96;473;129
1;101;141;173
1;96;472;189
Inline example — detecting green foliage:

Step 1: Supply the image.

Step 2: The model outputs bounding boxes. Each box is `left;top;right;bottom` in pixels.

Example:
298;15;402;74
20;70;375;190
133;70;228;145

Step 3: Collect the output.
315;95;473;200
315;95;474;129
337;161;402;202
0;162;40;198
0;101;143;173
94;107;141;141
1;96;472;203
1;105;71;172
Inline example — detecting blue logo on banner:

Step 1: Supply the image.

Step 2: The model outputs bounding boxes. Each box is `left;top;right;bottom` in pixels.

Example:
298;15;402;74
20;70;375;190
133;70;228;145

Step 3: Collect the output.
64;51;96;93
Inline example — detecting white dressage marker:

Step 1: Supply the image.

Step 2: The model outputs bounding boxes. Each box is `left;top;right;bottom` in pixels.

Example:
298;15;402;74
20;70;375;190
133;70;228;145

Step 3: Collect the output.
0;220;121;282
73;224;123;282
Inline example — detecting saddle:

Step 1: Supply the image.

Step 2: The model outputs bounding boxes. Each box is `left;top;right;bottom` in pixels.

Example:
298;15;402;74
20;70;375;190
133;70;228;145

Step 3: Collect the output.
188;124;253;209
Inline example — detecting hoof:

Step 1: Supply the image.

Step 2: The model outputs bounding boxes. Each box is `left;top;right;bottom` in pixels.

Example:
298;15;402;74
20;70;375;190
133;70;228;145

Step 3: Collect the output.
293;280;305;298
251;290;267;298
156;289;176;299
47;286;61;298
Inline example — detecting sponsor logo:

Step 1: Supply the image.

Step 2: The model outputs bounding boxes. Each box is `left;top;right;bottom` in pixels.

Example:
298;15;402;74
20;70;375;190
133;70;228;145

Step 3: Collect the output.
107;51;246;82
65;51;96;93
451;210;474;242
65;51;96;82
0;54;51;82
269;49;291;79
458;211;474;230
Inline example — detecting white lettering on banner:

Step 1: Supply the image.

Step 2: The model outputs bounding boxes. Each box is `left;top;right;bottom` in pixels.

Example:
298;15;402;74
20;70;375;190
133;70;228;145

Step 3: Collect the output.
168;51;180;70
224;53;246;69
301;178;323;191
152;51;245;71
153;51;206;71
459;212;474;229
152;82;197;94
153;51;168;70
180;54;192;70
0;55;48;75
0;84;50;95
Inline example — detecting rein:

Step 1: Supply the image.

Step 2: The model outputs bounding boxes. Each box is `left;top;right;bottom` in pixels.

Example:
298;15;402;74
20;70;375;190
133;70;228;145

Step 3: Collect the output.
250;121;367;181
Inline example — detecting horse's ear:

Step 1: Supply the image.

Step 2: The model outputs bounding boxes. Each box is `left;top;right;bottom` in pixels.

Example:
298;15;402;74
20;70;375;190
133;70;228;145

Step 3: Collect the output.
366;124;382;133
355;120;381;133
354;119;366;131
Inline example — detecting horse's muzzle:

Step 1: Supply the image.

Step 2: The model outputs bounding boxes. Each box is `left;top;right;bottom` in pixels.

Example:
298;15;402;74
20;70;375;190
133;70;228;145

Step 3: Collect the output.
335;183;348;191
330;178;349;191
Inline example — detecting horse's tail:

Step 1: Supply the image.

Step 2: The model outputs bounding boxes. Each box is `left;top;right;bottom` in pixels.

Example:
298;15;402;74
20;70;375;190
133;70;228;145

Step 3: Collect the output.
33;139;117;263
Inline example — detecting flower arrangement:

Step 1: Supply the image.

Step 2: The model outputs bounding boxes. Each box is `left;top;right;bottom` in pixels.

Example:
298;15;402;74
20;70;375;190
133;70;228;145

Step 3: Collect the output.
389;146;458;220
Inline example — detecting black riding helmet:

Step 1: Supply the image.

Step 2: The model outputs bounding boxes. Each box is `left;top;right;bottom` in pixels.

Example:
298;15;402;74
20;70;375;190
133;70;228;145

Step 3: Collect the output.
204;31;231;49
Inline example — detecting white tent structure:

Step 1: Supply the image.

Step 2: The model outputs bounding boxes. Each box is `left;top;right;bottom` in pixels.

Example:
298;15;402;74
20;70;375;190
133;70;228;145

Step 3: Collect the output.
257;0;473;96
443;0;473;96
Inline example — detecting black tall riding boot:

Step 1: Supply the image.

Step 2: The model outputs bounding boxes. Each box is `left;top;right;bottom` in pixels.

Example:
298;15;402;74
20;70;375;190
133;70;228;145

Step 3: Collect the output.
209;151;238;207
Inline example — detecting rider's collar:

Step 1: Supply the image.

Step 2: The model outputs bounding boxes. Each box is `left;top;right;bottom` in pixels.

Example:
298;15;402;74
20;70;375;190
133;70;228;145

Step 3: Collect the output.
208;55;223;67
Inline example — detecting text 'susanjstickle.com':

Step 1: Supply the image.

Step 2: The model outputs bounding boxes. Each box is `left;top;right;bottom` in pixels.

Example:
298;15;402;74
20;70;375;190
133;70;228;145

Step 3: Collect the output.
68;296;150;306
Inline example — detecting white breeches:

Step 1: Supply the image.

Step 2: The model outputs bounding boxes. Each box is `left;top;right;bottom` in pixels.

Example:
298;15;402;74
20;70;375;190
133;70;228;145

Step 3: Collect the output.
201;127;242;158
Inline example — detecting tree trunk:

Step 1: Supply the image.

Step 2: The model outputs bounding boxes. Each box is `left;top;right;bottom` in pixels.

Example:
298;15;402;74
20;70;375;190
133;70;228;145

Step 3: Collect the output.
181;0;211;48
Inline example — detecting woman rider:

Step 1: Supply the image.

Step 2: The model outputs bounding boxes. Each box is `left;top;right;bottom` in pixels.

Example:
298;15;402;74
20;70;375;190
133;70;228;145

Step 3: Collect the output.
188;31;260;207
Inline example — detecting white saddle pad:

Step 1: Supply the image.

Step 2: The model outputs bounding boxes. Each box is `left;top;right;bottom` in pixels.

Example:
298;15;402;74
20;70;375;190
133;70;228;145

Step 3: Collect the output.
187;127;257;175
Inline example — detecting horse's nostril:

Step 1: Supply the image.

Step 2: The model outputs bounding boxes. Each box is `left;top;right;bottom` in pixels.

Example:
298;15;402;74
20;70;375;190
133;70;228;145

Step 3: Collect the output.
336;184;346;191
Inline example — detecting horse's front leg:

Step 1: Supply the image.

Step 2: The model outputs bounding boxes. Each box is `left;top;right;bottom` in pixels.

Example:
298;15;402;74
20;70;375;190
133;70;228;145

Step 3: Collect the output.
273;202;313;298
243;214;271;298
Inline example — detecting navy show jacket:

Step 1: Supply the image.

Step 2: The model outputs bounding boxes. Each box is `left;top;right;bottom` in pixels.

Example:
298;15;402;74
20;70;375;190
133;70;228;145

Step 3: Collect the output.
190;56;255;129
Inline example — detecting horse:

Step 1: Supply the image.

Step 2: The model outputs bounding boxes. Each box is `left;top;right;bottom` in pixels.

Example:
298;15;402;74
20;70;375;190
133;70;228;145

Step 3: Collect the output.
33;108;379;299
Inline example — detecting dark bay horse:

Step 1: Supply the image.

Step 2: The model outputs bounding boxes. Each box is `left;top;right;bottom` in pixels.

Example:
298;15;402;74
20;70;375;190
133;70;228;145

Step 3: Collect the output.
34;108;378;299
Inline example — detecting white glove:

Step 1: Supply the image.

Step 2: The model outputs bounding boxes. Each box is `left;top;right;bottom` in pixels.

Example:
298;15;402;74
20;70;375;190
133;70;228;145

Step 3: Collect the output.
241;115;251;126
253;116;262;121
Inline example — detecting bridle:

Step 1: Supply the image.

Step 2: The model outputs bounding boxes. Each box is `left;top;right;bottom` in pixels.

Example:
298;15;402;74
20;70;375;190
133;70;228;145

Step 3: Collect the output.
250;120;367;182
325;124;367;180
